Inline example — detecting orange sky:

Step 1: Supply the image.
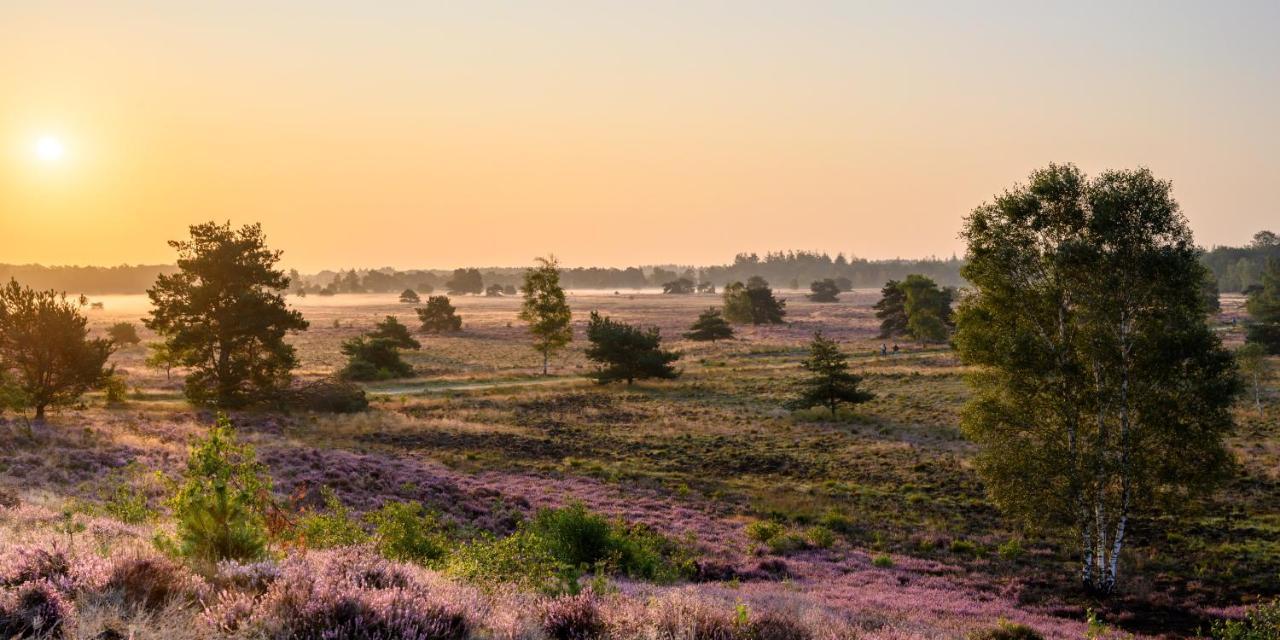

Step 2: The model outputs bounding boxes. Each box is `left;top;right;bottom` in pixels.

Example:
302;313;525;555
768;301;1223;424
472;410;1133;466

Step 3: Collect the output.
2;2;1278;271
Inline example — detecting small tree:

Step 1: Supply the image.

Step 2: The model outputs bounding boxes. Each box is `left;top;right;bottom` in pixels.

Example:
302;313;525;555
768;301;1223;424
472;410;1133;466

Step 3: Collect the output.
1245;258;1280;354
107;322;142;345
519;256;573;375
145;342;183;381
485;283;505;297
340;336;414;381
168;414;271;563
1236;343;1270;414
369;315;420;350
399;289;420;304
807;279;840;302
416;296;463;333
662;278;694;294
786;332;873;417
722;280;786;324
0;280;115;422
146;222;309;408
584;311;680;384
684;307;734;342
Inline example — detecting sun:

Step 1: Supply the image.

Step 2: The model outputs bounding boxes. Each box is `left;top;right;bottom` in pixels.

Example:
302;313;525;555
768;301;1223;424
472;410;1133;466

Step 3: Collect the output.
34;135;66;162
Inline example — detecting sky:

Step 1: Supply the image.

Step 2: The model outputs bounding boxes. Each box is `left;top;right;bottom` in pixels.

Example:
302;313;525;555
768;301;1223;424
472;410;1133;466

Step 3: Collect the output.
2;1;1278;271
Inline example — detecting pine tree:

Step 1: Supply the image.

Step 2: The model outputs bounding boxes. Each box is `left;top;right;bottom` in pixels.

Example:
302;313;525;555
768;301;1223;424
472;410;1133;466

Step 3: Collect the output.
146;222;309;408
786;332;873;417
370;315;421;350
519;256;573;375
807;279;841;302
416;296;463;333
873;280;907;338
584;311;680;384
399;288;420;304
684;307;734;342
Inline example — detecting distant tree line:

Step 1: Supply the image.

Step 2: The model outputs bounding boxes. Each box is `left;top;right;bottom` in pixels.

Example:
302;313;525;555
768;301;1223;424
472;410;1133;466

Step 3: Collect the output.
1201;230;1280;292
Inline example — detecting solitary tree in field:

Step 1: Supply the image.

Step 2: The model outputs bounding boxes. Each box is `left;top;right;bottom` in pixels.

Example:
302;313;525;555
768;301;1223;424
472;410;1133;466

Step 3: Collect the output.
786;332;872;417
0;280;115;422
146;222;309;408
684;307;734;342
722;279;786;324
107;322;142;346
1245;258;1280;354
1236;343;1269;414
955;164;1239;595
399;289;420;304
584;311;680;384
369;315;421;350
875;275;953;343
518;256;572;375
807;279;841;302
416;296;463;333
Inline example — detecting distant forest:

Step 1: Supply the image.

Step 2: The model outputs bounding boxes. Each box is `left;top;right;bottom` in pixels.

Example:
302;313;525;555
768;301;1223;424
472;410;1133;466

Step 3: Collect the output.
4;231;1275;295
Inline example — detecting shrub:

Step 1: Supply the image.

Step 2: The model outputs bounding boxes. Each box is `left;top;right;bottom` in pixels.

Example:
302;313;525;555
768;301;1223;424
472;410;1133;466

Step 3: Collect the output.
0;580;72;638
529;503;692;582
340;335;414;381
968;620;1045;640
745;520;784;545
105;555;195;611
543;591;606;640
291;489;369;549
105;481;155;524
445;530;568;594
997;538;1024;561
107;322;142;345
416;296;463;333
368;500;451;565
166;415;271;563
102;373;130;404
2;547;71;586
949;539;979;556
285;378;369;413
871;554;894;568
806;525;836;549
1212;599;1280;640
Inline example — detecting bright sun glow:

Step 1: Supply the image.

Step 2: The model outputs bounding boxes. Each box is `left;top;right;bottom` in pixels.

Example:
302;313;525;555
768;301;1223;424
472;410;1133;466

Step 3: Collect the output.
35;136;65;162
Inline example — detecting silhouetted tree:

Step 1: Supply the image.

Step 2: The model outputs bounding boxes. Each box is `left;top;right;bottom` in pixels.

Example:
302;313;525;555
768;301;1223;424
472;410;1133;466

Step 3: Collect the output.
786;332;872;417
585;311;680;384
0;280;115;421
722;279;786;324
146;222;309;408
446;268;484;295
1245;258;1280;354
955;164;1240;594
485;283;505;297
807;279;840;302
399;289;420;304
662;278;694;294
519;256;572;375
1202;272;1221;314
145;341;183;381
107;321;142;345
416;296;462;333
369;315;420;350
873;280;907;339
684;307;734;342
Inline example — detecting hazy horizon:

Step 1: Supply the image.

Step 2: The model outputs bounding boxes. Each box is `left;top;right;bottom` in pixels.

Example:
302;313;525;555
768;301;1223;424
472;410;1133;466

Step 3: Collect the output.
4;2;1279;271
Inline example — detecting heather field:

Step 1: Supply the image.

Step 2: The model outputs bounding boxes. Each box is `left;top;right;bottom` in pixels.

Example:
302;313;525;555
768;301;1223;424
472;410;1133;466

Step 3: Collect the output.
1;291;1274;639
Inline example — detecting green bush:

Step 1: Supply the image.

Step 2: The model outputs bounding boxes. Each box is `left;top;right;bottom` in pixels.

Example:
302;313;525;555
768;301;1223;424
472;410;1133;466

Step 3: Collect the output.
529;502;693;582
165;415;270;563
1213;599;1280;640
293;489;369;549
871;553;894;568
997;538;1024;561
745;520;785;545
446;529;570;594
367;500;451;565
806;525;836;549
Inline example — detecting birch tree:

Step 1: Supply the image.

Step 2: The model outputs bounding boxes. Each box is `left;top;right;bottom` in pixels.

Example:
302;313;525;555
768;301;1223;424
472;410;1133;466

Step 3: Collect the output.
519;256;572;375
955;164;1239;594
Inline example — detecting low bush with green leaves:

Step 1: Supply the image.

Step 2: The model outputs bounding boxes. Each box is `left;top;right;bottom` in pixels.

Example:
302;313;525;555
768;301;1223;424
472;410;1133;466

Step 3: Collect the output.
367;500;452;565
1212;599;1280;640
291;489;369;549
